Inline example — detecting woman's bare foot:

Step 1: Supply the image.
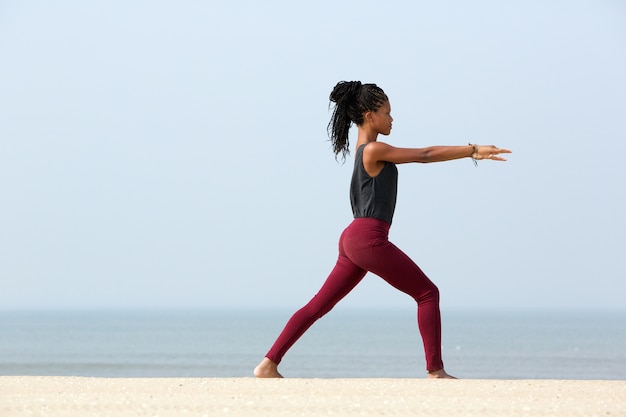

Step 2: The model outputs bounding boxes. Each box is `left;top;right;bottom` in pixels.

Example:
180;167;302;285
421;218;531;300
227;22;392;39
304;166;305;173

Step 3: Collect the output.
254;358;283;378
427;369;457;379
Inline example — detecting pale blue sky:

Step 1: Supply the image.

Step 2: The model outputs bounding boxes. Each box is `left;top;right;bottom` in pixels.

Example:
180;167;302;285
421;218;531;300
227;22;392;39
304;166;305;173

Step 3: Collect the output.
1;1;624;311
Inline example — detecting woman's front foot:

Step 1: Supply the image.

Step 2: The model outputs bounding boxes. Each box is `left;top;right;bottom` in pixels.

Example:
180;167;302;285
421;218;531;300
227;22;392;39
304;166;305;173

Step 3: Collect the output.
254;358;283;378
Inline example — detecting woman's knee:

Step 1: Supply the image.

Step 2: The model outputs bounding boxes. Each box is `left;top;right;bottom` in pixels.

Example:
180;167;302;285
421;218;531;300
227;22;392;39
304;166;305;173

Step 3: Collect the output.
416;281;439;304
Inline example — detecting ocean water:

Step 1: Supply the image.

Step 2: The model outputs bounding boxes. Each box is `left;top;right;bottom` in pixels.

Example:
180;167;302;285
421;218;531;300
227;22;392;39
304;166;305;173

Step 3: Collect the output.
0;308;624;380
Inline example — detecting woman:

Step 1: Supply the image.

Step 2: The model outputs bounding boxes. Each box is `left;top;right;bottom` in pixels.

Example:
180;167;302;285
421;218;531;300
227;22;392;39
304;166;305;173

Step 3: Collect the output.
254;81;511;379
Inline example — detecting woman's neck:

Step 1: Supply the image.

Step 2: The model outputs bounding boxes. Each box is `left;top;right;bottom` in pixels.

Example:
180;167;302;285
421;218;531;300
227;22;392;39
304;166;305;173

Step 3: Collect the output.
355;126;379;149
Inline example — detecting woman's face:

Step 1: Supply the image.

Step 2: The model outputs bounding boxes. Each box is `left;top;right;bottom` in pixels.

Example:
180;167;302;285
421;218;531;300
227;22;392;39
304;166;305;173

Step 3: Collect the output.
370;100;393;136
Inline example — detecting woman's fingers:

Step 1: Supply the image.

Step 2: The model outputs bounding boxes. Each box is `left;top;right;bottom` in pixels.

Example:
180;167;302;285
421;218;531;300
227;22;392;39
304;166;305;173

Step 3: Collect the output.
489;155;508;161
476;146;512;161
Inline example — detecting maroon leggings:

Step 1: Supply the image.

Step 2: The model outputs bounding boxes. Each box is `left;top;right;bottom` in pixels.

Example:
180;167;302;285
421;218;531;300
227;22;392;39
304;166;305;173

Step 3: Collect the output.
265;217;444;371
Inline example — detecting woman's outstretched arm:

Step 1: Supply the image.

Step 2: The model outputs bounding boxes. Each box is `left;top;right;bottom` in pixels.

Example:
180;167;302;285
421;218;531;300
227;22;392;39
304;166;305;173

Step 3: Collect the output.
364;141;512;165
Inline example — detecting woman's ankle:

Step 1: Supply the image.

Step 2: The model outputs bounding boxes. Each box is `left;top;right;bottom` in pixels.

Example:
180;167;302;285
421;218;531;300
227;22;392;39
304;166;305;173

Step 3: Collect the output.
254;358;283;378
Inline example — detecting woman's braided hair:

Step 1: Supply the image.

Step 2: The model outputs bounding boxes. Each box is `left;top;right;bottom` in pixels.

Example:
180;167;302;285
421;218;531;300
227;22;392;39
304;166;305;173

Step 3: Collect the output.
327;81;388;161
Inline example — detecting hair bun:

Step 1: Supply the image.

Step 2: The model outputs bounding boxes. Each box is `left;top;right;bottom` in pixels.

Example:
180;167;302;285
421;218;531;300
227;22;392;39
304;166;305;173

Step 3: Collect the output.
329;81;362;104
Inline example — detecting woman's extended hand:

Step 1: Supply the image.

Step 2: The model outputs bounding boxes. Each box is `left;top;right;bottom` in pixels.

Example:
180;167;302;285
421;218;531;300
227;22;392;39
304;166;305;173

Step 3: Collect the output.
474;145;512;161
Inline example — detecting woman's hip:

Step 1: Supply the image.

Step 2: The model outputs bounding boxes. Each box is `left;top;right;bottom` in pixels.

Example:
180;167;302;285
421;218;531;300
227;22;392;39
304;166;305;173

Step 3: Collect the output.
339;217;391;253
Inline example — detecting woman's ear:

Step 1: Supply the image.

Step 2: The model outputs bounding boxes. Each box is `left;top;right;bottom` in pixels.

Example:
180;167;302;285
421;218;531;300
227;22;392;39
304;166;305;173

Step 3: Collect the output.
363;111;373;124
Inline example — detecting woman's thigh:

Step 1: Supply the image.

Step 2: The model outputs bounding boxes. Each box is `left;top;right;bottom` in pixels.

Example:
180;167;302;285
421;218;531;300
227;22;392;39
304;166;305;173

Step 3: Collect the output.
349;239;438;301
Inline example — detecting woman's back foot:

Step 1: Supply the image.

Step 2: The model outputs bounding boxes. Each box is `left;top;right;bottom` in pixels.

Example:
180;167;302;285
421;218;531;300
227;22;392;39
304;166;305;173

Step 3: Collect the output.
254;358;284;378
427;369;457;379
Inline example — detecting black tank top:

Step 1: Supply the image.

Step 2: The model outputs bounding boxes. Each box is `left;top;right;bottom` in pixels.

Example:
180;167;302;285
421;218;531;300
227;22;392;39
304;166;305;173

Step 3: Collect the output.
350;144;398;224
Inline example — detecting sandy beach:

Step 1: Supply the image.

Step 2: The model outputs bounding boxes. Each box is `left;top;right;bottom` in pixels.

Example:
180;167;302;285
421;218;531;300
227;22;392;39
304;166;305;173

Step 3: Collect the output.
1;377;624;417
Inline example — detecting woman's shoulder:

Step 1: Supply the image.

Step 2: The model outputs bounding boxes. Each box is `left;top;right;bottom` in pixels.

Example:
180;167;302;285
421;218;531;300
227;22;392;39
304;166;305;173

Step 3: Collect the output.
360;141;392;151
362;141;394;159
359;142;395;176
